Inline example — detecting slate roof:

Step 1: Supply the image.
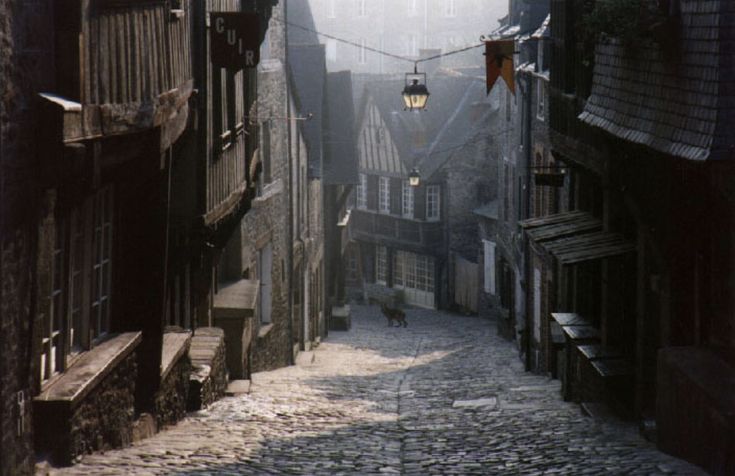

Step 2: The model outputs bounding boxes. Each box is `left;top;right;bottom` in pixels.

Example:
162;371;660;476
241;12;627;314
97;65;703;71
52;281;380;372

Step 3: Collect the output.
286;0;319;46
324;71;359;185
579;0;735;161
288;44;326;177
356;74;492;180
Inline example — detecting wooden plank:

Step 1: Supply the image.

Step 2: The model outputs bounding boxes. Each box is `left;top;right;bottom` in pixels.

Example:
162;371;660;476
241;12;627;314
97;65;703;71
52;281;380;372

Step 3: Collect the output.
590;358;632;378
562;325;600;340
550;312;588;326
577;344;623;361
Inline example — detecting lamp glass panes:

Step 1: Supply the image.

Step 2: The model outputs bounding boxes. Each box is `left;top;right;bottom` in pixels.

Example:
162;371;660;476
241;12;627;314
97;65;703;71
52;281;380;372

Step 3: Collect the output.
402;72;430;111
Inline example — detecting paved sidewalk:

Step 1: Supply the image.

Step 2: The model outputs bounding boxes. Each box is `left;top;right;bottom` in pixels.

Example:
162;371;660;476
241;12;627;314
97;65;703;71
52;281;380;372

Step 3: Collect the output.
43;306;705;475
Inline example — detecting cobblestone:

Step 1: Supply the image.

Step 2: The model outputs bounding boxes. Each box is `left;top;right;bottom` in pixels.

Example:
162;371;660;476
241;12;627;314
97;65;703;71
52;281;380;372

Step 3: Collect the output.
43;306;705;475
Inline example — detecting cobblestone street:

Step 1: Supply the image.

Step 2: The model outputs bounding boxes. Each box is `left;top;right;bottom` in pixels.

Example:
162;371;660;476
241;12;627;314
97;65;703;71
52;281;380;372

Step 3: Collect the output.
46;306;704;475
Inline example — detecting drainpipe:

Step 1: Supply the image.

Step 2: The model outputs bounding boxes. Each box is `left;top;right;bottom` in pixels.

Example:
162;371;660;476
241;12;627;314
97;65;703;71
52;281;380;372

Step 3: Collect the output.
284;0;295;366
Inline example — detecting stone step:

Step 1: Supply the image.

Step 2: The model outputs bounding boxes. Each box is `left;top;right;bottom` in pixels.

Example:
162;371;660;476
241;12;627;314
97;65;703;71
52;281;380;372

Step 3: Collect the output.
225;380;251;396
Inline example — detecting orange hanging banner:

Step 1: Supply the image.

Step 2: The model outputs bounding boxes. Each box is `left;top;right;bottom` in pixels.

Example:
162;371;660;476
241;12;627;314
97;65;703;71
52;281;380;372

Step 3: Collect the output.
485;40;515;95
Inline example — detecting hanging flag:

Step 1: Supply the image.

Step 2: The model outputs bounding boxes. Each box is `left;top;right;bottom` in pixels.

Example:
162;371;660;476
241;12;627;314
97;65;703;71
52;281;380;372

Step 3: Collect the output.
484;39;515;95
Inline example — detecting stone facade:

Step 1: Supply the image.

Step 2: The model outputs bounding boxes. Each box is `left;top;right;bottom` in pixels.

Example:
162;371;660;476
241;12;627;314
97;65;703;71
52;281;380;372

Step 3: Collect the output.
155;357;191;430
306;0;506;74
188;328;228;411
1;0;55;473
34;349;137;467
246;6;293;373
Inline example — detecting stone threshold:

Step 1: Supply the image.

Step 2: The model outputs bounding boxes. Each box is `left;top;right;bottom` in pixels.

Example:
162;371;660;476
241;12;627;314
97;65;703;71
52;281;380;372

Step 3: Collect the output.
35;332;142;408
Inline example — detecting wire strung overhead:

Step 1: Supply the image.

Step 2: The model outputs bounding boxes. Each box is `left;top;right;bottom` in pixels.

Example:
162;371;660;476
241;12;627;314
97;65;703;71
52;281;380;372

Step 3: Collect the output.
272;17;486;67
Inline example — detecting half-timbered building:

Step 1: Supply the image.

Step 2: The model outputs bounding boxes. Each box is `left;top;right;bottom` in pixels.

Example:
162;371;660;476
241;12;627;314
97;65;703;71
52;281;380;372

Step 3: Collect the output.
350;74;494;310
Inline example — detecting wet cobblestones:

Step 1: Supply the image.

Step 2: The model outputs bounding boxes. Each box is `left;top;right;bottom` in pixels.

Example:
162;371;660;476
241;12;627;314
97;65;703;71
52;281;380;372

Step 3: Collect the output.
43;306;705;475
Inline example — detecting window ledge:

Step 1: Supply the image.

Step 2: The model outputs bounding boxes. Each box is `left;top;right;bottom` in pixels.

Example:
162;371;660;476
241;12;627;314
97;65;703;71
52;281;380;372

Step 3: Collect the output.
161;331;192;381
35;332;142;408
258;323;274;339
254;179;283;205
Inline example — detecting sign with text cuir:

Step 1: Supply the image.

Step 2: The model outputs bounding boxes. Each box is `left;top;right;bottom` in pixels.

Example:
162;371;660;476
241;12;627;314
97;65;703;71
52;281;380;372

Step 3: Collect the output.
210;12;260;69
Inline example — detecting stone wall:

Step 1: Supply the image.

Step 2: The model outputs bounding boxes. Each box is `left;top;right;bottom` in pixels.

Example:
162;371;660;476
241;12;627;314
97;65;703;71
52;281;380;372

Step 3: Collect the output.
246;4;293;373
188;327;228;411
1;0;55;474
34;350;137;467
155;356;190;429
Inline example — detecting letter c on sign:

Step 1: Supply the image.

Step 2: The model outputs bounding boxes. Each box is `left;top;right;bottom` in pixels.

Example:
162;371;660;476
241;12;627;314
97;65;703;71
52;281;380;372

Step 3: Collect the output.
215;17;225;34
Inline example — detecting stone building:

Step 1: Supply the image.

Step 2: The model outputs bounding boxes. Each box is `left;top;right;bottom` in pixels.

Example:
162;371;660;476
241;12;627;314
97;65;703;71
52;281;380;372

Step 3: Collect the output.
306;0;506;74
349;73;494;310
0;0;277;472
524;1;735;473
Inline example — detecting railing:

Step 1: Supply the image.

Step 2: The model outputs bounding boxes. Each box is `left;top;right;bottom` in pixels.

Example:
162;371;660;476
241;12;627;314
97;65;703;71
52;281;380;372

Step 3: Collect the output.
350;209;443;252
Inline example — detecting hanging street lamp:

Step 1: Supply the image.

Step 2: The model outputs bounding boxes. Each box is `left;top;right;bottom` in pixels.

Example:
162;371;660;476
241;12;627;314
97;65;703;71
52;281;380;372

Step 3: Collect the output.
402;64;430;111
409;167;421;187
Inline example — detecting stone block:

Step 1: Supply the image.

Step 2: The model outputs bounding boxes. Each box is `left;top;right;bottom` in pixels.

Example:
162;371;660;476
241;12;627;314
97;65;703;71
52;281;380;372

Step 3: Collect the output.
330;305;351;331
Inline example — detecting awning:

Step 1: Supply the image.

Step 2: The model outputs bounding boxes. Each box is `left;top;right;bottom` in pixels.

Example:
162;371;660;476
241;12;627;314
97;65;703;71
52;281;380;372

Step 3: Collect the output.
521;211;635;265
542;231;636;265
519;211;602;242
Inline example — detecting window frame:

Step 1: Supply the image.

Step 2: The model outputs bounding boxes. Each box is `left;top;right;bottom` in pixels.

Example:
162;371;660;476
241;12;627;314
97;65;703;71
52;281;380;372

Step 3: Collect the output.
357;173;368;210
426;184;441;221
379;176;391;214
376;246;388;285
402;180;414;218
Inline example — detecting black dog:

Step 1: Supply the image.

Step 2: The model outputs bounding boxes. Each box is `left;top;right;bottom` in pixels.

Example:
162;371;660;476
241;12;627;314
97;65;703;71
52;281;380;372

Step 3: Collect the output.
380;303;408;327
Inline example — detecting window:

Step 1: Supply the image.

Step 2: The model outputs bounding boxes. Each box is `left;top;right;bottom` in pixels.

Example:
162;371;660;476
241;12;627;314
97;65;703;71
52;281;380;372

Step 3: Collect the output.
445;0;456;17
326;39;337;63
406;34;418;57
402;180;414;218
483;240;496;294
426;184;440;221
41;220;66;383
379;176;390;214
407;0;418;16
357;0;366;17
394;251;434;293
39;187;114;385
357;38;367;64
257;120;272;196
505;87;512;122
327;0;336;18
90;187;113;341
357;173;368;209
376;246;388;284
537;79;546;120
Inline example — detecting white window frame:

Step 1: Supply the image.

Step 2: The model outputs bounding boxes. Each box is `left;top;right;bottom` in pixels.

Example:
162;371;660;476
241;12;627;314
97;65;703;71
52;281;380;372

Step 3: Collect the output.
326;38;337;63
402;180;414;218
357;173;368;209
426;184;440;221
406;34;418;57
407;0;418;16
327;0;336;18
483;240;496;294
376;246;388;285
357;0;366;17
358;38;368;64
445;0;456;17
537;79;546;121
379;176;390;214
